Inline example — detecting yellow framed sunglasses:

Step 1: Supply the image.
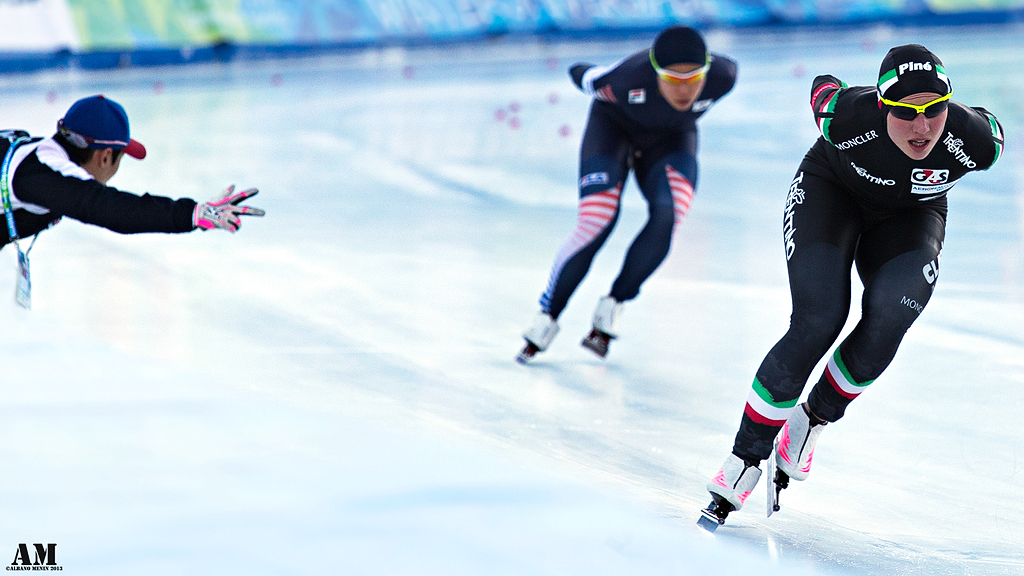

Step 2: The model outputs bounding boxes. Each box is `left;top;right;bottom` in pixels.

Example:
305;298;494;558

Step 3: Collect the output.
878;91;952;120
649;50;709;85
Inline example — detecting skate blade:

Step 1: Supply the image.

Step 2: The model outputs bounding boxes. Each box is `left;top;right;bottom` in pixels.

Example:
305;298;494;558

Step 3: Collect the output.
767;446;789;518
580;329;612;358
697;511;721;533
516;341;540;364
697;497;732;533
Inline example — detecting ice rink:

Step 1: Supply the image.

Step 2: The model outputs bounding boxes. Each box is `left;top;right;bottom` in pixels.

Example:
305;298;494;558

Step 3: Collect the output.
1;23;1022;575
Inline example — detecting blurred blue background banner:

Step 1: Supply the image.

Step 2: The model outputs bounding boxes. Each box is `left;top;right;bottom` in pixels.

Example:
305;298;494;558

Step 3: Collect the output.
2;0;1024;72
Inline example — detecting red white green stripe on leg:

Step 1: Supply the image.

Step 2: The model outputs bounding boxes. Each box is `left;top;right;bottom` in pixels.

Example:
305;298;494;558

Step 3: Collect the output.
743;378;798;427
825;350;874;399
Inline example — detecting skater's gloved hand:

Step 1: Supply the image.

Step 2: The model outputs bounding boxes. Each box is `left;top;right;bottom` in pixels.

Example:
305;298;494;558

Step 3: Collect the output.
193;185;265;233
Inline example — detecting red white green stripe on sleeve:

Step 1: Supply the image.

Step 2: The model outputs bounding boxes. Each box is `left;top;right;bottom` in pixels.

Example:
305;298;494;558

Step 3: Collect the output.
814;88;839;144
824;349;874;399
987;113;1003;168
743;378;798;427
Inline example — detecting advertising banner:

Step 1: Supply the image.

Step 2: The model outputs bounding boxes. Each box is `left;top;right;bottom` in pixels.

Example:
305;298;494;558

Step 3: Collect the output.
0;0;78;52
1;0;1023;70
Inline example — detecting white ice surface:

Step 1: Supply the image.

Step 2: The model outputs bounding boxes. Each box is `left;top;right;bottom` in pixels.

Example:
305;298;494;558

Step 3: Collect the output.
1;23;1022;575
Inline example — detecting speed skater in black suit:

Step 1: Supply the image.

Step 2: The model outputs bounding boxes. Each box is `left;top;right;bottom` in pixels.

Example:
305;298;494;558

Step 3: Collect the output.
700;44;1003;529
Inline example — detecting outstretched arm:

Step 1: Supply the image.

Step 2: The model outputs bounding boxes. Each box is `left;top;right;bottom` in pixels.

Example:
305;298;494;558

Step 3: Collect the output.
15;165;197;234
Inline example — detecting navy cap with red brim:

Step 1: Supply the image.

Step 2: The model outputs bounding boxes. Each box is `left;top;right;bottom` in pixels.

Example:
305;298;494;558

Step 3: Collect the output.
62;95;147;160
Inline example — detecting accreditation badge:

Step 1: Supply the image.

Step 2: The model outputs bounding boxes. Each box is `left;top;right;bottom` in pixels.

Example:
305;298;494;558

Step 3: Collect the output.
16;244;31;309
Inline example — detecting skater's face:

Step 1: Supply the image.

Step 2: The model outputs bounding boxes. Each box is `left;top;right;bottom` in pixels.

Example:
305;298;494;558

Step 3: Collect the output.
885;92;948;160
655;62;707;111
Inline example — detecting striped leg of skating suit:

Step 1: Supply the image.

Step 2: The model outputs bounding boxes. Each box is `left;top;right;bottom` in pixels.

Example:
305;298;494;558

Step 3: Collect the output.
667;164;695;225
608;156;696;302
538;101;632;320
539;156;699;318
539;180;624;318
540;101;700;319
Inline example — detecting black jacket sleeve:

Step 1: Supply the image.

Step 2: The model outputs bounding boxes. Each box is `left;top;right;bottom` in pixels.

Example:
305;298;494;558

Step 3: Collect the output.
13;152;197;235
810;75;845;121
973;106;1004;170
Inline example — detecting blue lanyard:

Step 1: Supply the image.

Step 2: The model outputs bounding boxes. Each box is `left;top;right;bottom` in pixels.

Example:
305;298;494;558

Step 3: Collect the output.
2;136;30;243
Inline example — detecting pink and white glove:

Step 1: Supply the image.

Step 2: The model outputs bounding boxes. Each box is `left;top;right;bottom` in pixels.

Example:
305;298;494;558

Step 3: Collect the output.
193;185;265;232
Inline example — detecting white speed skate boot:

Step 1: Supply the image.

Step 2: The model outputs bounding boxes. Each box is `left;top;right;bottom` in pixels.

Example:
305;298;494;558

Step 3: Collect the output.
516;312;559;364
775;402;827;481
699;454;762;531
581;296;623;358
768;403;827;516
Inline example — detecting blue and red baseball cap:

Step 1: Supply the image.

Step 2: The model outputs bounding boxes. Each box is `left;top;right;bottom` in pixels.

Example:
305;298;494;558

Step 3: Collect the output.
58;95;147;160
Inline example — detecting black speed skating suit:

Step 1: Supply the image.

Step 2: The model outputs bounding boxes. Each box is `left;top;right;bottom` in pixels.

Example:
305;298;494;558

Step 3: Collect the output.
733;75;1004;462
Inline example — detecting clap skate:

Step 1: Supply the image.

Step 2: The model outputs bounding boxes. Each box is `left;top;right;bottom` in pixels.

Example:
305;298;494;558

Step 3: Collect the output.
699;453;762;532
580;296;622;358
768;402;827;516
516;312;559;364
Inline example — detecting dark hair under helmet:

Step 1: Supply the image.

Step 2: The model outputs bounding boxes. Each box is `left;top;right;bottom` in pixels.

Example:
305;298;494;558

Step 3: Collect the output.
651;26;708;67
877;44;951;102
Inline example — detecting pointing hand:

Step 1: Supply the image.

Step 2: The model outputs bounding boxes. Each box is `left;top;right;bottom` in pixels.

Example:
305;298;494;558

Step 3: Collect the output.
193;185;265;233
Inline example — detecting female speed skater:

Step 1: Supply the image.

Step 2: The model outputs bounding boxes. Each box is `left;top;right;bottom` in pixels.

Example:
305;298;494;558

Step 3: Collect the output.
700;44;1003;528
517;25;738;363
